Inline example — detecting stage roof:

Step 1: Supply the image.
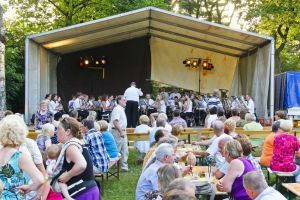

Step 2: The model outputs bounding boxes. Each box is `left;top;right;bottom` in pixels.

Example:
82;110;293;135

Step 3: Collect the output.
27;7;272;56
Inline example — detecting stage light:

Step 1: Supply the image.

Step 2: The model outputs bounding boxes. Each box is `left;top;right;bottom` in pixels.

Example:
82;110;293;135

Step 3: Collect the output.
186;59;191;65
79;57;85;68
101;56;106;65
95;60;100;65
84;59;89;65
202;60;208;68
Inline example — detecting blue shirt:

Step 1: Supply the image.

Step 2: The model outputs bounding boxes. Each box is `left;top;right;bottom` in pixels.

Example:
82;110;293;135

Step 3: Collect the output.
102;130;118;158
83;128;110;172
135;160;164;200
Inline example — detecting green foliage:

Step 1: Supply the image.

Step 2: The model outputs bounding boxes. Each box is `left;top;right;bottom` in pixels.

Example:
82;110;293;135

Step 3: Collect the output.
246;0;300;73
4;0;170;112
174;0;244;25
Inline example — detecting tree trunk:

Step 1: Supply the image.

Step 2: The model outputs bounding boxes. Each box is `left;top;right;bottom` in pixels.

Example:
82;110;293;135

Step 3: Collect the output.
0;5;5;119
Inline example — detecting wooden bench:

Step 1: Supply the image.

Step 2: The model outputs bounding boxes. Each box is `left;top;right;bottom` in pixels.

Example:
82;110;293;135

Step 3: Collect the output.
177;131;199;144
126;133;149;141
236;130;272;139
267;168;295;190
126;128;135;133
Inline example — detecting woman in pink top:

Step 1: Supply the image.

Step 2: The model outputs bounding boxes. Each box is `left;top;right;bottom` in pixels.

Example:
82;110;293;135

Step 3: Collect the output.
270;120;300;176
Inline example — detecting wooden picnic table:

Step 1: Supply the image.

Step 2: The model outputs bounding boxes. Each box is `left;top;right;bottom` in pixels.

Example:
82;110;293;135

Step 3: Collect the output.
282;183;300;197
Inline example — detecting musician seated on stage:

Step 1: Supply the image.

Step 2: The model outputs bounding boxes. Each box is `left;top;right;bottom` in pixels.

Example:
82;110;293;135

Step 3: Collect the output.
180;95;193;125
194;95;207;126
140;94;156;115
169;109;187;128
150;95;167;124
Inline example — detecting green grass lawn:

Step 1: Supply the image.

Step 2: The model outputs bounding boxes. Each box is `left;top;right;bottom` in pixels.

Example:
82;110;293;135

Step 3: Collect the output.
100;149;142;200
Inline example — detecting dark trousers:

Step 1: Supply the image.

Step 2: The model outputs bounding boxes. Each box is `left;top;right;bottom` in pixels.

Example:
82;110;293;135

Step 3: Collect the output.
125;100;139;128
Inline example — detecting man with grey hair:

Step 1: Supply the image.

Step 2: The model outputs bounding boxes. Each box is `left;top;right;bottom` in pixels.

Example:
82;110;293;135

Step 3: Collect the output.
243;171;286;200
136;143;176;200
194;120;232;164
149;117;167;144
243;113;263;131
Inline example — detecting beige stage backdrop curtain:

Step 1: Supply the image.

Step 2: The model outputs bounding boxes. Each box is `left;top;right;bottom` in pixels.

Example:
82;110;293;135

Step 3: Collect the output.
150;37;238;93
230;44;271;118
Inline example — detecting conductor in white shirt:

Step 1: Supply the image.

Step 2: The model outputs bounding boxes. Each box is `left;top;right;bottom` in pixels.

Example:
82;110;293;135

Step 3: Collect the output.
124;82;143;128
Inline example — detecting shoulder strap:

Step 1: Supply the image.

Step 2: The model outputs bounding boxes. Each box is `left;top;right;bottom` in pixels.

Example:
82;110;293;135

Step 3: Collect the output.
53;138;82;171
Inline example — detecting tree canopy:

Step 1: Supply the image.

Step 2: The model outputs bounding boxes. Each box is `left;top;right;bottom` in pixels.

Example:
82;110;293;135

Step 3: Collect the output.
2;0;300;112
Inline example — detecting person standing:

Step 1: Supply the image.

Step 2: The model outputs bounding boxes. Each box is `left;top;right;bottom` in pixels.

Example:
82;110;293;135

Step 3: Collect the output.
245;95;255;114
110;95;129;171
124;82;143;128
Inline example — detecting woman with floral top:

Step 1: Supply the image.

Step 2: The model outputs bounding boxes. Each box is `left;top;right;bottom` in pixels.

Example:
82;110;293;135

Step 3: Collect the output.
34;100;53;130
270;120;300;181
0;115;44;200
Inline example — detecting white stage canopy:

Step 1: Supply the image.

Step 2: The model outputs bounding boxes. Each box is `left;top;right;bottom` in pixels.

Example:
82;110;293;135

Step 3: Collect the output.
26;7;274;121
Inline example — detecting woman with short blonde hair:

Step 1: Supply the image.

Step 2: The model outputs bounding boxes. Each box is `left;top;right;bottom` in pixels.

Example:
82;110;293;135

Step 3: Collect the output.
134;115;152;164
0;115;44;199
97;120;119;160
224;118;238;138
217;140;254;200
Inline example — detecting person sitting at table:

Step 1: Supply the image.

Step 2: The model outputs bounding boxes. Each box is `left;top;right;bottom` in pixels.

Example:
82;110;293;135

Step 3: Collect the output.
136;144;177;200
228;108;240;123
143;129;170;169
213;137;233;179
193;120;232;166
259;121;280;167
243;114;263;131
134;115;152;164
144;135;179;171
155;113;172;132
274;110;287;122
243;171;287;200
205;107;218;128
169;109;187;128
164;178;196;198
144;164;181;200
217;108;227;123
216;140;255;200
235;134;263;175
270;120;300;181
236;110;247;128
224;118;238;138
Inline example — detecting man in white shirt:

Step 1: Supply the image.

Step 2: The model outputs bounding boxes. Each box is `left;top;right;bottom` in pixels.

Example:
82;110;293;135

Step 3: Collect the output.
73;93;82;110
246;95;255;114
194;120;232;167
124;82;143;128
110;95;129;171
243;171;287;200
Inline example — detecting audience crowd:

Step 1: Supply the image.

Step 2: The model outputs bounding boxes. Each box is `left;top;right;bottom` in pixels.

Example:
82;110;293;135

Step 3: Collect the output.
0;87;294;200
